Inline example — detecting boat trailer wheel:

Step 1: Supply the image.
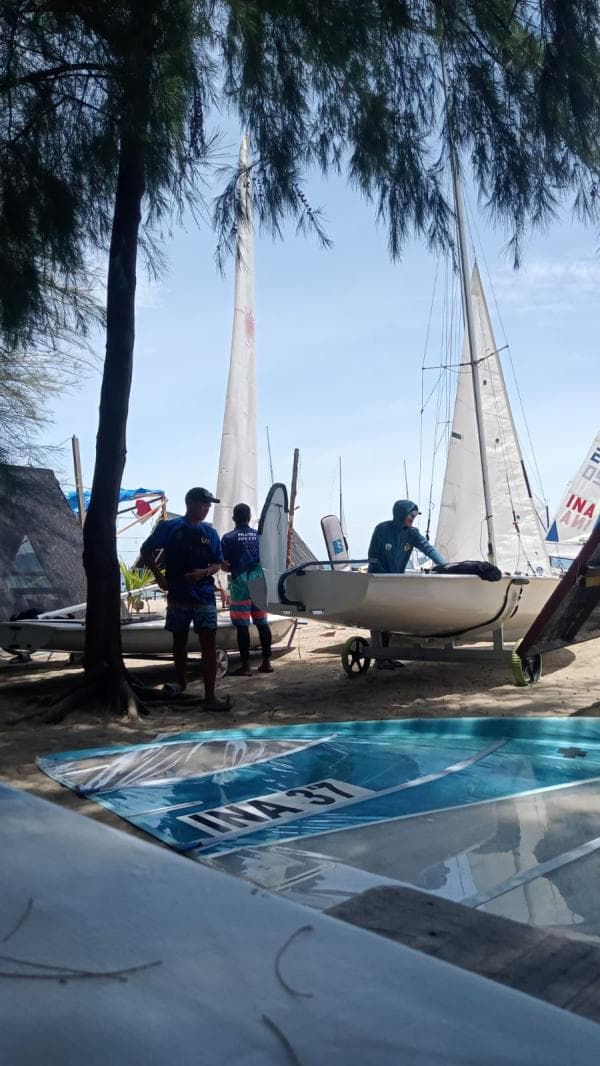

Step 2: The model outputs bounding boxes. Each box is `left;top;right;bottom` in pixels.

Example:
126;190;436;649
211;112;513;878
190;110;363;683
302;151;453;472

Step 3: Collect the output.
342;636;371;677
512;642;542;687
216;648;230;679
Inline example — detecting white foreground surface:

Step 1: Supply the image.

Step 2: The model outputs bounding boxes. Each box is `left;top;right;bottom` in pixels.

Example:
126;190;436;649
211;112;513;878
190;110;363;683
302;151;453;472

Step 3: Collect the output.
1;784;600;1065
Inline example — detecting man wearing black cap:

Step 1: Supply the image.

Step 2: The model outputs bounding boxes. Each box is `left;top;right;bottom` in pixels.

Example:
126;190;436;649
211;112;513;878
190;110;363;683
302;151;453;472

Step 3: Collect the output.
141;487;231;711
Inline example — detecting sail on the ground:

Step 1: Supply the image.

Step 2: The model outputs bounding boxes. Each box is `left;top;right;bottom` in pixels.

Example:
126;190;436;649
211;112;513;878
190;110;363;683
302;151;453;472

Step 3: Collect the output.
546;431;600;569
435;264;549;575
212;136;258;540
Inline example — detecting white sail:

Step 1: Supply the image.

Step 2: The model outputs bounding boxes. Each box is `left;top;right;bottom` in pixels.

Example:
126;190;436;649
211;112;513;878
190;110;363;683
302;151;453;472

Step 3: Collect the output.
546;430;600;565
436;264;549;575
212;136;258;539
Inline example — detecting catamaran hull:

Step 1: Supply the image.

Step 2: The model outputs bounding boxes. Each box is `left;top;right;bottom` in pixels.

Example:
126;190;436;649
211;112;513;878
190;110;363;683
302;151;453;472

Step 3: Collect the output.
0;615;295;656
282;570;558;643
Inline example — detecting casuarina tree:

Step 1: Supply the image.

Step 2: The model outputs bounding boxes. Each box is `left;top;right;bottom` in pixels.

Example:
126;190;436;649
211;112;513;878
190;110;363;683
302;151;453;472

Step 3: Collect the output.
2;1;600;715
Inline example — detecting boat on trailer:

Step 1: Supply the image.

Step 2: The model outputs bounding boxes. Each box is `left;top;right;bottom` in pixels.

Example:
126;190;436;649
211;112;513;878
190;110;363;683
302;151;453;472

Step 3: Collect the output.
250;138;563;684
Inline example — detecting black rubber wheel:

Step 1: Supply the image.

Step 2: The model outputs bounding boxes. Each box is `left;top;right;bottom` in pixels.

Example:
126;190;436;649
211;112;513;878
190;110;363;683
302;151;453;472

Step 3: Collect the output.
512;641;542;686
341;636;371;676
216;648;230;679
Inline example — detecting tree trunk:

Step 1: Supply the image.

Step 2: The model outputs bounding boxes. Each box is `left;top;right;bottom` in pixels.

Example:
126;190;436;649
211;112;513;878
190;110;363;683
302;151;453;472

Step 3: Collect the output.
82;130;145;710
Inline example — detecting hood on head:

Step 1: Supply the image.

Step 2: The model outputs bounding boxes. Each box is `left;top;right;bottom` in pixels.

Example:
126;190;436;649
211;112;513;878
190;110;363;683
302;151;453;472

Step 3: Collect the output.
392;500;419;524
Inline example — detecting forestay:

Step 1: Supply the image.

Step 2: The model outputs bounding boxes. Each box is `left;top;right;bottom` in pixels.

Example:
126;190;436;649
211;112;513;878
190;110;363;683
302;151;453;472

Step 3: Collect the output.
436;265;548;575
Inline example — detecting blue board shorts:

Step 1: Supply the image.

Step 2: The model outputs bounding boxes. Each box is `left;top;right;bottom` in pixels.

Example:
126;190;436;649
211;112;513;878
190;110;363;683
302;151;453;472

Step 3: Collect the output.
166;603;218;634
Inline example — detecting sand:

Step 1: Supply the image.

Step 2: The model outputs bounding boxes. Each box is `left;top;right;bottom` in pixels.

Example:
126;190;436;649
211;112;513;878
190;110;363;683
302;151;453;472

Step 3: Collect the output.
1;621;599;836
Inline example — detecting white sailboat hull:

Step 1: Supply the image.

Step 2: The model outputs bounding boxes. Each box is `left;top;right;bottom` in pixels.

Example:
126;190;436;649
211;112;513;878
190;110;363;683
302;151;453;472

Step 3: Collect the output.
0;615;295;655
283;569;558;643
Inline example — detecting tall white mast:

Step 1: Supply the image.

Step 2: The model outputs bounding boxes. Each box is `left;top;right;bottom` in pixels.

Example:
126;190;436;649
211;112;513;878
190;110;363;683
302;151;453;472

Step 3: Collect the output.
444;67;497;565
212;136;258;539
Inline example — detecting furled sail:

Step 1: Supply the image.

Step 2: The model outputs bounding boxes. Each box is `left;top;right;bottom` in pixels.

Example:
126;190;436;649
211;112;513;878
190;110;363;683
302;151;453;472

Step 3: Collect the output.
212;136;258;539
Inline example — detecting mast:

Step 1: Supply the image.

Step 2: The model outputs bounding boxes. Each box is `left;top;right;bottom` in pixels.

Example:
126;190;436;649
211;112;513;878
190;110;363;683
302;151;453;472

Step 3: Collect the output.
286;448;300;567
444;66;497;565
71;435;86;528
266;425;275;484
338;456;343;527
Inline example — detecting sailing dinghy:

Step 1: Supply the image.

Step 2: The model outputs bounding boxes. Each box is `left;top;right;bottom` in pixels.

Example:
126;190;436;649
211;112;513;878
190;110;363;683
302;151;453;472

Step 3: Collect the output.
251;154;560;680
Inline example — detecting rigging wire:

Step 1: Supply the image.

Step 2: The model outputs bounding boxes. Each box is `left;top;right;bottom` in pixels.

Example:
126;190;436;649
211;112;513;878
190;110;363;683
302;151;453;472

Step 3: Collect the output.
418;256;441;506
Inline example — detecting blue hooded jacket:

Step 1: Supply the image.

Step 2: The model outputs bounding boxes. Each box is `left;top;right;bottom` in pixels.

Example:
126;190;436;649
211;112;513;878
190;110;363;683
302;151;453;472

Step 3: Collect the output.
367;500;446;574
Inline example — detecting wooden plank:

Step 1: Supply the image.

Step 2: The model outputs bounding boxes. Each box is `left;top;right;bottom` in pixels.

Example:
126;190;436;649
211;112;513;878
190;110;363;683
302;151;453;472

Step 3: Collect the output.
329;885;600;1025
519;520;600;658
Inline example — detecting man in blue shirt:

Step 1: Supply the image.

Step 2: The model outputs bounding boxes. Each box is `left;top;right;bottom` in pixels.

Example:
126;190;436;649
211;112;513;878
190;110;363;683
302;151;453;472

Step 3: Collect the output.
221;503;273;676
368;500;446;669
140;486;231;711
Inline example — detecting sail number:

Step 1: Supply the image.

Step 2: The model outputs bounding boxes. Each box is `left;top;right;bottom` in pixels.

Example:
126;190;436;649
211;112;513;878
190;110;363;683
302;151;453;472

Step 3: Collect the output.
177;778;374;846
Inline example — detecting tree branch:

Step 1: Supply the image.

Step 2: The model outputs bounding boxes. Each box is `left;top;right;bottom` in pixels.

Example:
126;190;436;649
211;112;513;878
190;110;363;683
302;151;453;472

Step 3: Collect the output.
0;61;111;93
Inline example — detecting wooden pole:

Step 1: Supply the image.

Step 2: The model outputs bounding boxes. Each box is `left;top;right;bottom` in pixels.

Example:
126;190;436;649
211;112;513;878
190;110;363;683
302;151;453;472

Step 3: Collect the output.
286;447;300;567
71;435;86;528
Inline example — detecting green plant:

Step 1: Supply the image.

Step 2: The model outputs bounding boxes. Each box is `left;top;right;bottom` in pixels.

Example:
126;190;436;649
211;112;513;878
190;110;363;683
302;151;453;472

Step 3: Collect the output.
119;561;156;614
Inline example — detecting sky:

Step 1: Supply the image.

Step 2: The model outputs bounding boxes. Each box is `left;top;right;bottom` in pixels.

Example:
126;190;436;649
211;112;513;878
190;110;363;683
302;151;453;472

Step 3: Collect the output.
45;128;600;564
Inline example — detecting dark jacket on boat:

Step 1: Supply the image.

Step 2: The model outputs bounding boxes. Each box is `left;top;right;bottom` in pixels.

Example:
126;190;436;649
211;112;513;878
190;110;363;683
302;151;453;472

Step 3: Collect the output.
368;500;446;574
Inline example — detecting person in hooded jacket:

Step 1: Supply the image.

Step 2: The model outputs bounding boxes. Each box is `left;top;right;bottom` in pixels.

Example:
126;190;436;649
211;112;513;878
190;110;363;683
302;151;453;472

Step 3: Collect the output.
368;500;446;574
367;500;446;668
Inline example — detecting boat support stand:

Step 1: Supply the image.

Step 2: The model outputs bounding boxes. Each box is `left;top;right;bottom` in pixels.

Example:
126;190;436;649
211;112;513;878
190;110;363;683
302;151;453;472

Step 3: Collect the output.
340;628;542;687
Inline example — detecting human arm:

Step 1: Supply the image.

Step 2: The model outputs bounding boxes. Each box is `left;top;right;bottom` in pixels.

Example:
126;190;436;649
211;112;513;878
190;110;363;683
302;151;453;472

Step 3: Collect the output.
367;525;385;573
140;525;170;591
220;534;232;572
185;527;224;582
411;529;446;567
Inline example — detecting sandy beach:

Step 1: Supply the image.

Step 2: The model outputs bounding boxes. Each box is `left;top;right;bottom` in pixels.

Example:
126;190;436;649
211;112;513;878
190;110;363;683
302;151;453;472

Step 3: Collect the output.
1;621;600;837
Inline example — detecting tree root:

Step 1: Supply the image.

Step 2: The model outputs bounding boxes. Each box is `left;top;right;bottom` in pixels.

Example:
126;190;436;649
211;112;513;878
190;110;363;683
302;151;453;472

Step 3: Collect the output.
42;664;149;724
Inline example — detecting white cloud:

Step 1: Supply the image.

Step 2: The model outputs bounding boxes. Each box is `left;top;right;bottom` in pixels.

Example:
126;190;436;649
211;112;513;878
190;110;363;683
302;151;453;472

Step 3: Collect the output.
493;254;600;310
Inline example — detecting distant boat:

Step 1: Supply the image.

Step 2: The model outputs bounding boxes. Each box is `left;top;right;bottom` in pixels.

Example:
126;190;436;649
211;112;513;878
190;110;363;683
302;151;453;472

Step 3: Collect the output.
546;431;600;572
